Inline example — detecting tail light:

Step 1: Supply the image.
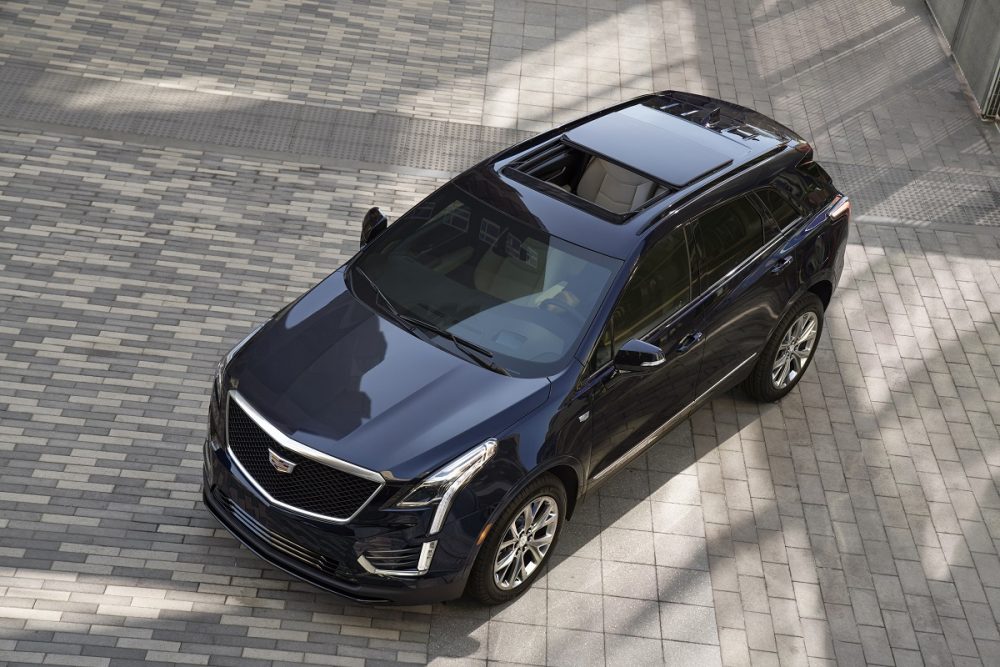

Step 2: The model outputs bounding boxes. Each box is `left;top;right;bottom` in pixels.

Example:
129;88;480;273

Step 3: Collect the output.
829;196;851;220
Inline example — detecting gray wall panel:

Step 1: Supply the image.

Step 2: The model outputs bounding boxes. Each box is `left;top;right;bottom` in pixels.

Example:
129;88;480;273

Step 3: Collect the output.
926;0;1000;117
927;0;963;38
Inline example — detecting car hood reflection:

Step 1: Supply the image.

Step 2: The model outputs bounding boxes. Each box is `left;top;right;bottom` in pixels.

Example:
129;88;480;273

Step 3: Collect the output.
228;270;551;480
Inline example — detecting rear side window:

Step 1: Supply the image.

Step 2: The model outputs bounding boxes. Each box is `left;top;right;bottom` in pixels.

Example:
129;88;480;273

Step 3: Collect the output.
774;163;834;212
756;187;800;232
691;195;765;289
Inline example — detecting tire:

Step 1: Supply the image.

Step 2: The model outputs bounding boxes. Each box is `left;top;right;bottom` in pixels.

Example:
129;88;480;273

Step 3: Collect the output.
466;473;566;605
743;293;824;402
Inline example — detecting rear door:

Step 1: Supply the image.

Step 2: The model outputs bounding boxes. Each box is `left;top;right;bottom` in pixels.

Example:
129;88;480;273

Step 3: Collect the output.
688;193;798;392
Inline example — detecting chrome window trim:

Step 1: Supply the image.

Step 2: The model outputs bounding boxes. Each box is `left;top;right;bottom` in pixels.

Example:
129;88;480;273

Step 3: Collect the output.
693;213;795;298
590;353;757;483
226;390;386;524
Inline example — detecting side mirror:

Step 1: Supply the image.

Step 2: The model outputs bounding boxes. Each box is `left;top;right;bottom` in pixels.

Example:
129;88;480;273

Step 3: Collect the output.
614;339;665;373
361;207;388;247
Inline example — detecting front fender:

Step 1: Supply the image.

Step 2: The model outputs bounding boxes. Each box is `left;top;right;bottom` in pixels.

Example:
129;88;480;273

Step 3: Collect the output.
442;390;587;580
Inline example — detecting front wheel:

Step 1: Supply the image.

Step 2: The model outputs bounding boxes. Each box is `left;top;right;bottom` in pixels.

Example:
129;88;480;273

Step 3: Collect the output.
466;473;565;605
743;293;824;402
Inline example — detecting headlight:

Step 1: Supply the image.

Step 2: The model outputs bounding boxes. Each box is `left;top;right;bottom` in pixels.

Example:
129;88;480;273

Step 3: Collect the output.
214;322;265;397
397;438;498;534
213;356;227;400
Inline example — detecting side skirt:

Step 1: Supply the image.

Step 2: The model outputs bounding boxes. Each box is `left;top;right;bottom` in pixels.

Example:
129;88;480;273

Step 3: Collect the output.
587;353;758;489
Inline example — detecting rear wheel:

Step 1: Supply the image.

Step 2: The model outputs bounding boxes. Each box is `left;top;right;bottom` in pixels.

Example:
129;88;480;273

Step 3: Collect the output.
743;293;823;402
466;473;565;605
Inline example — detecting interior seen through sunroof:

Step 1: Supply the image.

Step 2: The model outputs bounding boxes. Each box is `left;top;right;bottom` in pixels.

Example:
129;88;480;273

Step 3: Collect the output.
516;142;666;216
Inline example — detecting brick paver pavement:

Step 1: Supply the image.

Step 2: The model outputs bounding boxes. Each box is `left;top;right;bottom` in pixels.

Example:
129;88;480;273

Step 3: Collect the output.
1;0;999;665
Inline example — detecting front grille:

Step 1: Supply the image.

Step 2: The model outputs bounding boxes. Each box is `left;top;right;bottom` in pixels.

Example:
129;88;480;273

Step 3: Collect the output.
223;495;341;576
226;398;381;521
362;545;422;572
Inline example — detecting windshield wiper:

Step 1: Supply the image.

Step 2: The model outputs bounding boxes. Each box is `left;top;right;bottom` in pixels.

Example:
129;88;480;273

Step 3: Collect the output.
398;314;510;377
351;265;414;331
351;266;510;376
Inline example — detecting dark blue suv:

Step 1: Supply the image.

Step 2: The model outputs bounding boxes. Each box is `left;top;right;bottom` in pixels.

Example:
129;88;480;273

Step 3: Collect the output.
203;91;850;605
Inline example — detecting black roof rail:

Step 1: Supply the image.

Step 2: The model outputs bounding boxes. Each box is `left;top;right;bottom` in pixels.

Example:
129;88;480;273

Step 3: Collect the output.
636;144;789;235
645;93;764;140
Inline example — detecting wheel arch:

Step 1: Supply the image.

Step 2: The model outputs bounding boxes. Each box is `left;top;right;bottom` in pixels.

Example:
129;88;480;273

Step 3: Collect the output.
807;278;833;311
489;455;584;526
542;462;581;520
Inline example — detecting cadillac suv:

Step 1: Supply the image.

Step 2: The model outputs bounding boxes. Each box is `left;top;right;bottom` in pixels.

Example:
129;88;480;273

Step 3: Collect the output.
203;91;850;605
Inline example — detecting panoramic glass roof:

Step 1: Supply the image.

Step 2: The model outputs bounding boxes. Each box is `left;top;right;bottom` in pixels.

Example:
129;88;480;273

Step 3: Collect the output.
563;104;747;188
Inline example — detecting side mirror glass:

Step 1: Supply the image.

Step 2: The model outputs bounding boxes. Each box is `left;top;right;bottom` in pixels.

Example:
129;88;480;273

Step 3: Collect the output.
614;339;665;373
361;207;388;247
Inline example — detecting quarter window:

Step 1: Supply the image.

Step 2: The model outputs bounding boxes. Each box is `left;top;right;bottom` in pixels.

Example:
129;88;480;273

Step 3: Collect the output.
690;196;765;289
756;187;799;232
592;228;690;369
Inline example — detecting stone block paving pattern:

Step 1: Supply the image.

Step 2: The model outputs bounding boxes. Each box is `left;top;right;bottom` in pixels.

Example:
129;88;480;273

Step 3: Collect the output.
0;126;449;666
1;0;1000;666
0;0;493;124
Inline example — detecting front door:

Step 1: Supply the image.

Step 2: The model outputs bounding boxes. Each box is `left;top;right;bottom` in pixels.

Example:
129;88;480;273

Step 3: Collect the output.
581;226;706;483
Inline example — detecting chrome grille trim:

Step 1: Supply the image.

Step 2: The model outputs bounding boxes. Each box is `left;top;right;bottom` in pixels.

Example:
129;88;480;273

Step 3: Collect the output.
225;390;385;524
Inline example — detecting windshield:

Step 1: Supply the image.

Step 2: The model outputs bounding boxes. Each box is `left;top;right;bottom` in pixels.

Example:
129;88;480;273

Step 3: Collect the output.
351;185;622;377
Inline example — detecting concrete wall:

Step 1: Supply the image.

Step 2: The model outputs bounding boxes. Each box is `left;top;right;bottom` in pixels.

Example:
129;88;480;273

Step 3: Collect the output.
927;0;1000;117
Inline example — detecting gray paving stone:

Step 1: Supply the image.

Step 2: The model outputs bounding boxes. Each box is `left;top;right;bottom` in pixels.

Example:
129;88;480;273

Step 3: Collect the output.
604;633;663;667
661;639;722;667
491;587;546;625
659;603;718;645
545;590;602;633
545;628;604;667
487;621;545;665
602;596;660;639
602;561;659;602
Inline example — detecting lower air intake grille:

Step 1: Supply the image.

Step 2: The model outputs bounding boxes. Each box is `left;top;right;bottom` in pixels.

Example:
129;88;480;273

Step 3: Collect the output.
226;398;381;521
224;496;341;575
362;545;423;572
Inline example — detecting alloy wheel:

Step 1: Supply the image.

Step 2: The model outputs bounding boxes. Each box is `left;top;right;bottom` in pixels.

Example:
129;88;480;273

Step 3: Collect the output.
771;311;819;389
493;494;559;590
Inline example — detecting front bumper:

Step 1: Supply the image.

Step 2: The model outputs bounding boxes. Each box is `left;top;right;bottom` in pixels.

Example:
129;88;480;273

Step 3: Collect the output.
202;439;475;605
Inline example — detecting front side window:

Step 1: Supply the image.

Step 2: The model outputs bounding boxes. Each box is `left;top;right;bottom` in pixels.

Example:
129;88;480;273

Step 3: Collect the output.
690;195;765;289
352;186;622;377
592;227;690;369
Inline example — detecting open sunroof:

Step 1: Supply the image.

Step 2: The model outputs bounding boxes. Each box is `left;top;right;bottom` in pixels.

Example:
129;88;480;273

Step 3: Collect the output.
504;139;671;221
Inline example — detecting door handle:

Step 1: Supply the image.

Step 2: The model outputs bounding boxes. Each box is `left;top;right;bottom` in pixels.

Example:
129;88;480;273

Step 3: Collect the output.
770;255;793;274
676;331;703;353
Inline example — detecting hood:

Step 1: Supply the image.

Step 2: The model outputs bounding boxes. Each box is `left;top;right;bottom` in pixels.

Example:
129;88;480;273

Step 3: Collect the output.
227;270;550;480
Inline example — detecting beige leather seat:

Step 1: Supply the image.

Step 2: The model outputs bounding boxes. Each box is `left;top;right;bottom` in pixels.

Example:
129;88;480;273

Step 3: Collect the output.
574;158;656;214
474;238;545;301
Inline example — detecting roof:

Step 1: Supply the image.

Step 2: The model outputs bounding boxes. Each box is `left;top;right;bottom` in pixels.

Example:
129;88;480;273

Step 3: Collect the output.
476;93;801;254
564;104;746;188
